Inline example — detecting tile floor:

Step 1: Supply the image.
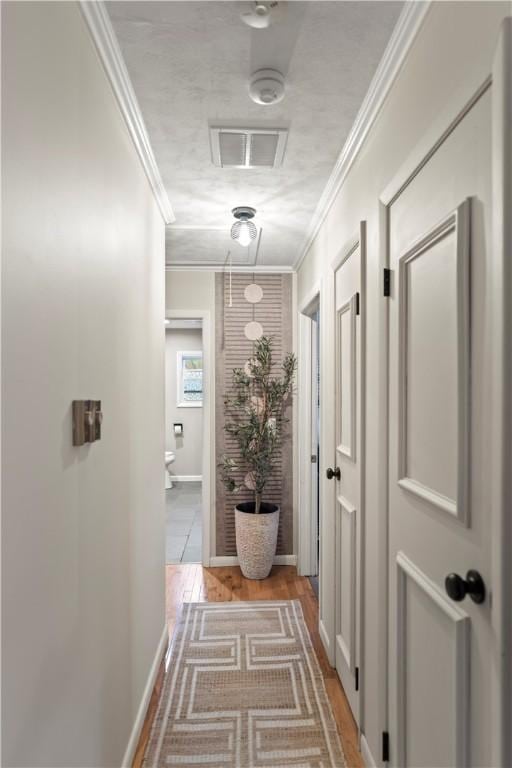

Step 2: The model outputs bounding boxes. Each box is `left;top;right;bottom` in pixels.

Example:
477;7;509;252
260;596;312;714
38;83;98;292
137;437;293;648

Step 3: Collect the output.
166;482;202;564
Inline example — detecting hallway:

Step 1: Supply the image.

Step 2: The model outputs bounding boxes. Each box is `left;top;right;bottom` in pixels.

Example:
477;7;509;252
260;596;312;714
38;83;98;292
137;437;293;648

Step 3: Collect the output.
2;2;511;766
133;566;363;768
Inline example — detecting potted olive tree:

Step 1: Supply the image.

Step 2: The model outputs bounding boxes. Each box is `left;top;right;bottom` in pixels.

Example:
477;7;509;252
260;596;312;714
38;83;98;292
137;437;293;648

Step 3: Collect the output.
220;336;296;579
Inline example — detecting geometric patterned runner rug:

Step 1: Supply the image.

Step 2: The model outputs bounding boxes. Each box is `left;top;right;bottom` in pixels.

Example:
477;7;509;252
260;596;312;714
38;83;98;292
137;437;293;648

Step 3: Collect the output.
143;601;346;767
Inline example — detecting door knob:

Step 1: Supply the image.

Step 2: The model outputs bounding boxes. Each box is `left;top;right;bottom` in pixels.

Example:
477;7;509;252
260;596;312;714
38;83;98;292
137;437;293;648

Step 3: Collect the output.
326;467;341;481
445;570;486;604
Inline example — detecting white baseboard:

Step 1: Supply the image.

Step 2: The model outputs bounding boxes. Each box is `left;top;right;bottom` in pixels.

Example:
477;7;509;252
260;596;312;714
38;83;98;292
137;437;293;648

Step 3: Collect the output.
121;624;168;768
361;733;377;768
319;618;331;657
172;475;202;482
209;554;297;567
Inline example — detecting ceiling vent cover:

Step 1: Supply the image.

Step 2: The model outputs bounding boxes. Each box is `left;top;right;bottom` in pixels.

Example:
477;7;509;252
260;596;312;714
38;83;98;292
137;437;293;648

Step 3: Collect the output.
210;126;288;169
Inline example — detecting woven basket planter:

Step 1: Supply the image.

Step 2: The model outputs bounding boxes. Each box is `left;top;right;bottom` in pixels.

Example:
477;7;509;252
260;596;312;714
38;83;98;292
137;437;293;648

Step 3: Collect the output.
235;502;280;579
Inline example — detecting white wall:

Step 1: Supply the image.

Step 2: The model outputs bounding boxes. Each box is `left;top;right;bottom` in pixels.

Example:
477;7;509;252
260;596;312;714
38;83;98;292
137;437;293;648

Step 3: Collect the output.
165;329;203;477
166;270;215;313
1;3;165;767
296;2;510;764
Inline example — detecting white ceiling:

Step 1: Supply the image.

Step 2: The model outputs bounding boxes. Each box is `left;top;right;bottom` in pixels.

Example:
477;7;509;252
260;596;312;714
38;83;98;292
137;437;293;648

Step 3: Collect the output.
106;1;403;268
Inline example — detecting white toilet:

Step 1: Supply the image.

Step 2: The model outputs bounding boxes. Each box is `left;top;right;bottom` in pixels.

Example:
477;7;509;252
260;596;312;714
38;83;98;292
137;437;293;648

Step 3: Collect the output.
165;451;176;489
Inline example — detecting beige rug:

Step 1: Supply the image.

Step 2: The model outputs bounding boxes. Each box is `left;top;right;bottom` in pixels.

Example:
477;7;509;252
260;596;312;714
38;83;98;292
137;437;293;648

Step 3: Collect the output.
143;600;346;767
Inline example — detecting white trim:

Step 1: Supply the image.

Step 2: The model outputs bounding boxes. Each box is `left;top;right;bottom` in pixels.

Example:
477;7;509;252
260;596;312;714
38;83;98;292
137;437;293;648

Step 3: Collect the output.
121;625;168;768
397;202;471;526
376;201;389;768
335;295;357;461
297;285;322;577
309;314;319;578
299;280;322;315
360;734;377;768
331;234;359;273
396;552;470;768
208;555;297;568
335;495;357;675
319;263;337;667
319;619;331;657
358;221;367;735
79;2;174;225
294;1;431;271
165;264;294;274
166;310;213;566
491;19;512;768
381;76;492;207
397;478;456;516
171;475;203;483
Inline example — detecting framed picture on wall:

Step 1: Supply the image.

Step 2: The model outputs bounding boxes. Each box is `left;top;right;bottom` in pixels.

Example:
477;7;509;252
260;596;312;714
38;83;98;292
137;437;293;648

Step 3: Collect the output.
177;351;203;407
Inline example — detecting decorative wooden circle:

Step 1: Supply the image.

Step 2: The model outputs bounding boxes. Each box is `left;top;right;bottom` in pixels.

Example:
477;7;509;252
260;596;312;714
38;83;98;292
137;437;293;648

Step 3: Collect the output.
244;320;263;341
244;283;263;304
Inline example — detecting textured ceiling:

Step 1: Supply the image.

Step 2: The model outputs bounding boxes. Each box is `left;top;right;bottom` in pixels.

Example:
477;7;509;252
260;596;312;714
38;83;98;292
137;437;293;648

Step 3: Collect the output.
107;1;403;267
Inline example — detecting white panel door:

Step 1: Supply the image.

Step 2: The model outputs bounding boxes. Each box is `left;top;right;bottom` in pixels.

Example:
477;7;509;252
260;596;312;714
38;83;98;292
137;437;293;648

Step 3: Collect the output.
388;89;494;767
330;226;365;723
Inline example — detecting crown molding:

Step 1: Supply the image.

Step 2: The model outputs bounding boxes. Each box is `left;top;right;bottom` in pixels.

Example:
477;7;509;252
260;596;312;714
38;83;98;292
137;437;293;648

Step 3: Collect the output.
293;0;431;271
79;1;175;225
165;264;294;274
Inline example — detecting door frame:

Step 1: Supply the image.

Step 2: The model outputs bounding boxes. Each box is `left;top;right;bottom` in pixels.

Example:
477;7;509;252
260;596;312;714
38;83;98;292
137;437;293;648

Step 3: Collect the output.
491;19;512;767
165;309;214;567
378;20;511;765
297;281;322;577
319;268;336;664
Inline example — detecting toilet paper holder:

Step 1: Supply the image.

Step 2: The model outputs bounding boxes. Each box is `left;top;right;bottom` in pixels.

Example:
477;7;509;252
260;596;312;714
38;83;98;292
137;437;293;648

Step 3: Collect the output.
174;423;183;437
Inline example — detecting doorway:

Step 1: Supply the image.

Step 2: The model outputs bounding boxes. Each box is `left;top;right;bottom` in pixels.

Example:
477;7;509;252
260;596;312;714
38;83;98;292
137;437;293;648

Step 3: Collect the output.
164;310;212;566
298;285;322;589
310;308;320;596
165;318;203;563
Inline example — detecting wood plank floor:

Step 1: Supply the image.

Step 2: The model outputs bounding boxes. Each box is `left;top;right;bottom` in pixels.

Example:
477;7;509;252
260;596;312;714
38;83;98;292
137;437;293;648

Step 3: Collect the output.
132;564;363;768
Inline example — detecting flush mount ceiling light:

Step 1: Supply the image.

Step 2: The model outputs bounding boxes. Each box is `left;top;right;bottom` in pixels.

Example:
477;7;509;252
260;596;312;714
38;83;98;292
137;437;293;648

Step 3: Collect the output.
231;206;257;247
240;1;278;29
249;69;285;106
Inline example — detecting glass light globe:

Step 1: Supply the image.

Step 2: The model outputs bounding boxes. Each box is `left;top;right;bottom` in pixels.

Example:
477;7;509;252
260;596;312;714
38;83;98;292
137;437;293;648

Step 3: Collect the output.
237;221;253;247
230;208;257;247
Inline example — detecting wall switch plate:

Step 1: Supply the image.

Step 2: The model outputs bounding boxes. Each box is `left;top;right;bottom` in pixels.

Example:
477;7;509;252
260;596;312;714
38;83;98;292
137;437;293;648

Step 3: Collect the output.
72;400;103;446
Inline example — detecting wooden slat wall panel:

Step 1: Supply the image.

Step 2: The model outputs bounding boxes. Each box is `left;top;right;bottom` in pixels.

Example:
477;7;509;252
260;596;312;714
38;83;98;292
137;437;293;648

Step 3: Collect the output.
215;273;293;555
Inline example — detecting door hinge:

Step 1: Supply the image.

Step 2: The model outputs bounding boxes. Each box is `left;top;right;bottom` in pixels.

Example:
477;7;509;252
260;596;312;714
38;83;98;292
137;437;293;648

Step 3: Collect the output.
382;731;390;763
383;268;391;297
355;292;360;315
310;455;317;463
355;666;359;691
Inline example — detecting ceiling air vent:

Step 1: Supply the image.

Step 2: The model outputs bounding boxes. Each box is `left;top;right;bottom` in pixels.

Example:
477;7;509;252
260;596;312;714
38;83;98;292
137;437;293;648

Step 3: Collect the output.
210;126;288;169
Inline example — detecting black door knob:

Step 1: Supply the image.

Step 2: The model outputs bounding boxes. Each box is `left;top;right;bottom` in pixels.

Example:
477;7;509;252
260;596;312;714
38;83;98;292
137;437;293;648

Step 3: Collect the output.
326;467;341;481
445;570;486;604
